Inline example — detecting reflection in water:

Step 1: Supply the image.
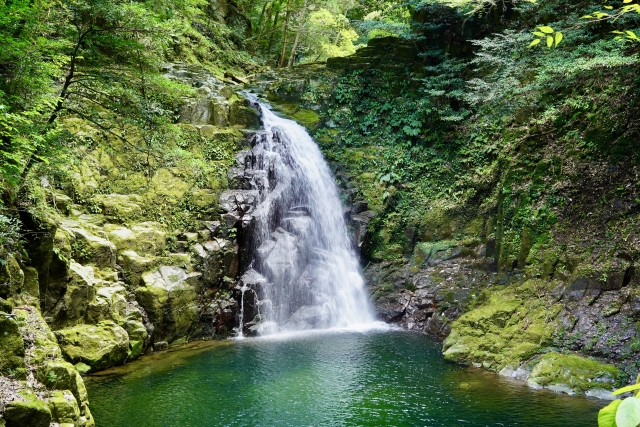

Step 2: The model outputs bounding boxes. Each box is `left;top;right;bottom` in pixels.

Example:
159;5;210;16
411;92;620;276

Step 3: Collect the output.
87;331;602;427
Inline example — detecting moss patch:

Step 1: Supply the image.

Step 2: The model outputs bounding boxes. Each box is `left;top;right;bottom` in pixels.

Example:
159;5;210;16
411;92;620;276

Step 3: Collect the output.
528;352;621;392
443;280;562;371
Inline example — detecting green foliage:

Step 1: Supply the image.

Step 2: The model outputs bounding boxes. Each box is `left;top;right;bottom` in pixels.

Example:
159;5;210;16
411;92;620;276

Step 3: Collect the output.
0;0;255;194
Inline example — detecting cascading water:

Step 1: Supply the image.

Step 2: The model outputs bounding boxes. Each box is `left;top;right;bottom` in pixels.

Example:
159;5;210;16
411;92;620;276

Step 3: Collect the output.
226;96;376;336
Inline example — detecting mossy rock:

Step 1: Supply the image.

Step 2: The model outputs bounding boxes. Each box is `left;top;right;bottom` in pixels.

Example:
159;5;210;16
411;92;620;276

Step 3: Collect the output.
86;285;128;325
65;225;117;269
48;390;80;424
0;254;24;299
22;266;40;300
229;97;260;129
118;250;157;288
41;360;89;408
528;352;621;393
90;194;143;223
54;321;129;371
443;283;562;370
0;316;27;378
47;262;97;329
135;275;169;331
150;168;190;200
4;391;51;427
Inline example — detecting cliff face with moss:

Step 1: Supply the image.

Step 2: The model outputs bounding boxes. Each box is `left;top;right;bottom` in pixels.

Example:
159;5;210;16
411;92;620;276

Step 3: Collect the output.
258;8;640;396
0;60;263;425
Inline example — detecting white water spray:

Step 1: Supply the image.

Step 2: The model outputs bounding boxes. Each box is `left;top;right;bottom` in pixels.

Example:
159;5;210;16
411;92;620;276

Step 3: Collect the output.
235;97;377;335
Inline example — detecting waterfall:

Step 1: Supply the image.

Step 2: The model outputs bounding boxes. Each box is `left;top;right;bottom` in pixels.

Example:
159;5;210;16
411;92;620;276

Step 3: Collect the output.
228;96;376;336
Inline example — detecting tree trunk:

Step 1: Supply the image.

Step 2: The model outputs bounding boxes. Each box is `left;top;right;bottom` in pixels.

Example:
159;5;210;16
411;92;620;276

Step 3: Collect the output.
287;0;308;68
255;2;273;51
266;4;281;54
278;0;291;68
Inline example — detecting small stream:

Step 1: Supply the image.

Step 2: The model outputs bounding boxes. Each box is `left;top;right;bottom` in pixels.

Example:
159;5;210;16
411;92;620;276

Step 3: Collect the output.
86;330;602;426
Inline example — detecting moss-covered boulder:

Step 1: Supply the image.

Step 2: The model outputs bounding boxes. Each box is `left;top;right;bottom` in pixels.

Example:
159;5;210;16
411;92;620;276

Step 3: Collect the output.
118;250;156;288
0;254;24;298
62;222;117;269
47;262;97;329
131;223;167;255
527;352;621;394
91;194;143;223
0;316;27;378
443;281;562;371
48;390;81;425
136;266;200;343
86;285;128;325
229;96;260;129
54;321;129;371
4;391;51;427
41;360;89;408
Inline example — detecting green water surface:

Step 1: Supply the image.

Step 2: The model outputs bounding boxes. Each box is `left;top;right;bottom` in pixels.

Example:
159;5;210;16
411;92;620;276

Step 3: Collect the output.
86;330;602;426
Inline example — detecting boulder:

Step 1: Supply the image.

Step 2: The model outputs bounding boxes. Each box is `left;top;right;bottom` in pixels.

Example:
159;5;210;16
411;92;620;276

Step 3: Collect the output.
40;360;89;410
104;224;137;252
0;316;27;378
527;352;620;394
131;223;167;255
47;262;97;329
63;224;117;269
136;266;200;343
229;97;260;129
118;250;155;288
48;390;80;425
4;392;51;427
90;194;143;222
55;321;129;371
86;285;128;325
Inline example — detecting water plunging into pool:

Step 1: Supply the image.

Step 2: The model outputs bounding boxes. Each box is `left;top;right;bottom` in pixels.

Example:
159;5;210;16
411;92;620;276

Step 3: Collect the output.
235;97;377;336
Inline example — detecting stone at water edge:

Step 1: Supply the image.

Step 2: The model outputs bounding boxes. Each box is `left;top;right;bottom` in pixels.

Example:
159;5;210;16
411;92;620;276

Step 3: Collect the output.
54;321;130;372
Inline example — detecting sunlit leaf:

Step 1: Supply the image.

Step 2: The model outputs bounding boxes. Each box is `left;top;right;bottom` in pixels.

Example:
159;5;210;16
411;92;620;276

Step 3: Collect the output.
599;400;622;427
546;36;553;48
613;384;640;396
532;31;546;37
616;397;640;427
529;38;541;47
538;26;554;33
604;5;614;9
555;32;563;46
581;15;594;18
623;0;633;3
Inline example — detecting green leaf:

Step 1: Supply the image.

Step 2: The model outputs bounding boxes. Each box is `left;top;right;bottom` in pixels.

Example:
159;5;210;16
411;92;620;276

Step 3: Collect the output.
623;0;633;3
546;36;553;48
581;15;594;18
529;39;541;47
616;397;640;427
532;31;546;37
599;400;622;427
555;32;563;46
613;384;640;396
604;5;614;9
600;400;623;427
538;26;554;33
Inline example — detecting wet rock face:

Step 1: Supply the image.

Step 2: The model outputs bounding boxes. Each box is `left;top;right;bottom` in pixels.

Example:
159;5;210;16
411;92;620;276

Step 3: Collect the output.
221;129;319;334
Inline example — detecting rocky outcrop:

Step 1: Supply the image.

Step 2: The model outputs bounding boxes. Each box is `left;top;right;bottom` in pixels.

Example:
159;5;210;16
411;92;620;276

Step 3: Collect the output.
0;63;257;425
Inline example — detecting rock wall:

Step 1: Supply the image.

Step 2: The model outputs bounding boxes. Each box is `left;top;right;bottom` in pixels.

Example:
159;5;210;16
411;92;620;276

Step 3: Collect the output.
0;63;260;425
259;38;638;398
